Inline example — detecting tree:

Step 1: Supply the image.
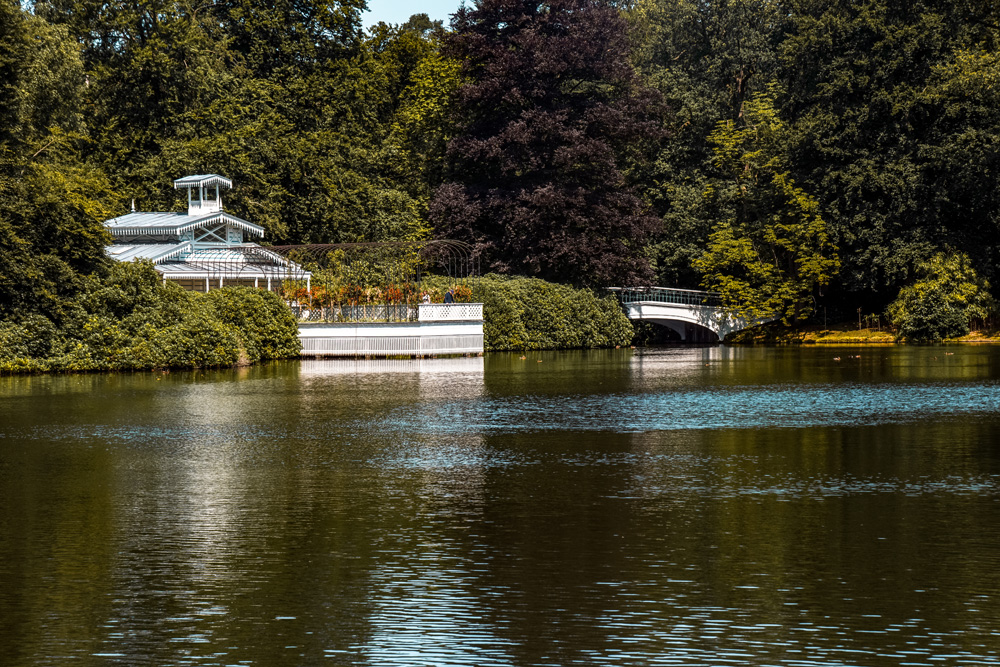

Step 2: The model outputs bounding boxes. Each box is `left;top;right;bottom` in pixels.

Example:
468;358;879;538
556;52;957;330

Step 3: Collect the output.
362;19;462;208
211;0;368;78
0;6;115;323
777;0;1000;300
694;90;839;324
430;0;664;287
915;49;1000;286
37;0;444;246
887;252;995;342
628;0;784;287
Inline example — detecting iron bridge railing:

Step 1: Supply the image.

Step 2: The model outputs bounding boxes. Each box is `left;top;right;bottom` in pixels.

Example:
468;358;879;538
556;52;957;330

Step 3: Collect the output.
610;286;723;308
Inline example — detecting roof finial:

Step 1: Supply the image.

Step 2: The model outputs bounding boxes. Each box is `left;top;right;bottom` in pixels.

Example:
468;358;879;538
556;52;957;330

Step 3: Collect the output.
131;198;136;212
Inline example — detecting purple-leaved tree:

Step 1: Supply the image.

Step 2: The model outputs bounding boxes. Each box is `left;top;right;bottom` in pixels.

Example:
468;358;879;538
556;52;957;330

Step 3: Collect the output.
430;0;665;286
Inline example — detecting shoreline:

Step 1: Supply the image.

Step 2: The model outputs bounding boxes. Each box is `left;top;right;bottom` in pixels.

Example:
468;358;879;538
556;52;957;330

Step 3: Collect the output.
726;323;1000;345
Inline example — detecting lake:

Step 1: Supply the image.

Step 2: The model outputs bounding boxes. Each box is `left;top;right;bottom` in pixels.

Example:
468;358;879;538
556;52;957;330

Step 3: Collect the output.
2;346;999;666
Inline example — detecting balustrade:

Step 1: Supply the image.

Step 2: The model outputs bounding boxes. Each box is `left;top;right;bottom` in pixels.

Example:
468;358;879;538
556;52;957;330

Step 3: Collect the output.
291;302;483;323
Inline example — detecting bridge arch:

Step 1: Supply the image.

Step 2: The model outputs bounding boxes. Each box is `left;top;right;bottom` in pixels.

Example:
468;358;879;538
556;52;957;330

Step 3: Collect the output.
637;315;722;343
609;287;773;341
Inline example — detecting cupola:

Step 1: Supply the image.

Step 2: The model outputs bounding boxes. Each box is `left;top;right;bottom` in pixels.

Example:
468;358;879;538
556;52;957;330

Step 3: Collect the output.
173;174;233;215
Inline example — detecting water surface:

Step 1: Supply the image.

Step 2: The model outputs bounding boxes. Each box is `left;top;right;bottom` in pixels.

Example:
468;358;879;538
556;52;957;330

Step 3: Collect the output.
2;346;1000;666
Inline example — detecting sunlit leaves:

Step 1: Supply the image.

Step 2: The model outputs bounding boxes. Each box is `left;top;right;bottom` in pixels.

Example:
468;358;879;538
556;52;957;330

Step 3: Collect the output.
887;252;995;341
695;90;839;324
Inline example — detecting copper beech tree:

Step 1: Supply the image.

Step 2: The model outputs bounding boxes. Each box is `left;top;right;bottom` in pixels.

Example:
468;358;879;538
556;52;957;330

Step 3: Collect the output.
430;0;665;287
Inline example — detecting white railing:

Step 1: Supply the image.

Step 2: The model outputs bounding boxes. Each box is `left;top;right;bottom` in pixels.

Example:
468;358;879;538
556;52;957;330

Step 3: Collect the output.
292;303;484;323
300;334;484;357
293;304;416;322
608;286;722;307
418;303;484;322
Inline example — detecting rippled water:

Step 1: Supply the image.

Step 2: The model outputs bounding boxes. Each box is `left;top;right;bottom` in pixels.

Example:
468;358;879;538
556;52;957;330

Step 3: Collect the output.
2;346;1000;666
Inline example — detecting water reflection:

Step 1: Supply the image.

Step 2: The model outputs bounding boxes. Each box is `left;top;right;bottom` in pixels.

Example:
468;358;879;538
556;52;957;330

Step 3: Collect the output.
2;347;1000;665
298;357;485;376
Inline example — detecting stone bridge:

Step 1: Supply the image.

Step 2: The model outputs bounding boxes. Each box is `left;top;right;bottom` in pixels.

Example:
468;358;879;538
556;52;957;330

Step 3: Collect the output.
609;287;773;342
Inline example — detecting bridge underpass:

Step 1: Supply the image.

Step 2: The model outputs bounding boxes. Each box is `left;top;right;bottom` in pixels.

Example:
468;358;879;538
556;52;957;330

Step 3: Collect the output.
608;287;772;342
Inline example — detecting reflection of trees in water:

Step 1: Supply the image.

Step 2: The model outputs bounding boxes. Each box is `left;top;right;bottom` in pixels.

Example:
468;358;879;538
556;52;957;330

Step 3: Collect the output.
437;430;644;666
628;345;1000;387
406;421;1000;663
6;356;1000;663
0;439;118;664
0;370;384;664
626;426;1000;655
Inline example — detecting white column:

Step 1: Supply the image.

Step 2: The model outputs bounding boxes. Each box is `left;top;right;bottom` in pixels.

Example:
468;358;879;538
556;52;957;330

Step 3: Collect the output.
205;277;209;292
255;277;259;288
219;277;224;289
267;276;272;291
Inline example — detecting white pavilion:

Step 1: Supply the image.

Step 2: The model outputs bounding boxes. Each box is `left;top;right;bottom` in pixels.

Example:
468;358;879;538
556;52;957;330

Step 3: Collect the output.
103;174;309;292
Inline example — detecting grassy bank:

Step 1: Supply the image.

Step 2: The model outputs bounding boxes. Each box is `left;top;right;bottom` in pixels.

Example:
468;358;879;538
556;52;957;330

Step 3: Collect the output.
726;321;1000;345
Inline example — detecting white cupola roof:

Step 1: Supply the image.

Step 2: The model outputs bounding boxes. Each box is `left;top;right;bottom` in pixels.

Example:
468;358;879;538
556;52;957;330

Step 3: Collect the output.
174;174;232;215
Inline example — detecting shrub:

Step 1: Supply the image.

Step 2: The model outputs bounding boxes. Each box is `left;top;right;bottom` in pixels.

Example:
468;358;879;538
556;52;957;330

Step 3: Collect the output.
887;252;995;342
206;287;301;361
467;274;633;351
0;318;52;372
0;261;301;374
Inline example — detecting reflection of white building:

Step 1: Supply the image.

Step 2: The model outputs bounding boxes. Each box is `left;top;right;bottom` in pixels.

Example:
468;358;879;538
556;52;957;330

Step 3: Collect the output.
103;174;309;292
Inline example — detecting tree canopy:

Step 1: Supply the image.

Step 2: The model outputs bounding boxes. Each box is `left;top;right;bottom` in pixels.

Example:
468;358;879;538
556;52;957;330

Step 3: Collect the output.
1;0;1000;333
430;0;665;287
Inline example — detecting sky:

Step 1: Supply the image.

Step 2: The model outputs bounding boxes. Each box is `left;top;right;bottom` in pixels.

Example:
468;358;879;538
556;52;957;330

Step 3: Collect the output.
361;0;467;29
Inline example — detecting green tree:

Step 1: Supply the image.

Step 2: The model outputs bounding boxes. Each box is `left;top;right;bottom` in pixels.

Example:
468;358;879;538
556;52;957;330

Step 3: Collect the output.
887;251;994;342
0;6;115;323
915;49;1000;284
371;22;462;206
211;0;368;78
777;0;1000;301
694;91;839;323
628;0;784;287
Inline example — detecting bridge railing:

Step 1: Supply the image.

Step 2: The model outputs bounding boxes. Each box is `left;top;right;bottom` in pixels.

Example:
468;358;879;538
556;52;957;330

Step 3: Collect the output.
609;287;723;308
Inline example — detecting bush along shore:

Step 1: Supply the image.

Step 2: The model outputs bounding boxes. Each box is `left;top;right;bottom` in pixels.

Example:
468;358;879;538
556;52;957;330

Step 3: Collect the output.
421;274;634;351
0;267;634;374
726;321;1000;346
724;252;998;345
0;262;300;374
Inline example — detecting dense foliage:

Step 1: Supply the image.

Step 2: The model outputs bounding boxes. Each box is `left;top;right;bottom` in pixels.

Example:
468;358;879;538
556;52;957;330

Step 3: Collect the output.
417;273;631;350
694;91;839;324
431;0;664;286
629;0;783;288
632;0;1000;322
469;275;633;351
887;252;994;342
2;0;1000;347
0;262;300;374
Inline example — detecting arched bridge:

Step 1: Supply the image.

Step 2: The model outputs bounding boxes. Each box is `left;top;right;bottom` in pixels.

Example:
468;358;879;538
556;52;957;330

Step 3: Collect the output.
608;287;773;342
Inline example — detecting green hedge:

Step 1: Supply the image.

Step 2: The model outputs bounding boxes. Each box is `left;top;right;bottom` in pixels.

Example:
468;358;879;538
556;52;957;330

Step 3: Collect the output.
2;266;634;373
0;262;301;374
423;274;633;351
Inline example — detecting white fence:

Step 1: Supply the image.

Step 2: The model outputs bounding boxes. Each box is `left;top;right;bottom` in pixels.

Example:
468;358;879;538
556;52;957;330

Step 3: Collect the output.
293;302;483;323
300;334;484;357
419;303;483;322
298;316;484;358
